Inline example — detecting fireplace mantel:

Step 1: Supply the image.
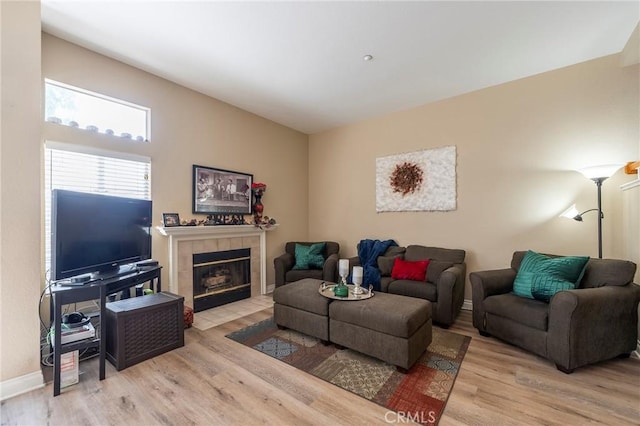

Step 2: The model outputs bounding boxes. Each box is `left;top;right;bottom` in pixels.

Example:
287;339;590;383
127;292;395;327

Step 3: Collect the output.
156;224;278;238
156;225;278;298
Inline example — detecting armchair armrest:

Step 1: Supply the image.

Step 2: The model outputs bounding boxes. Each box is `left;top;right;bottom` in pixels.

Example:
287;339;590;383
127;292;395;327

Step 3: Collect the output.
547;284;640;371
470;268;516;330
322;253;339;283
435;263;466;326
470;269;516;298
274;253;295;287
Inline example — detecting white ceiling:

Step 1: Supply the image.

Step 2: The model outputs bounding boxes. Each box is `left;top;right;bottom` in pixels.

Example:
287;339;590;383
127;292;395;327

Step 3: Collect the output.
41;1;639;135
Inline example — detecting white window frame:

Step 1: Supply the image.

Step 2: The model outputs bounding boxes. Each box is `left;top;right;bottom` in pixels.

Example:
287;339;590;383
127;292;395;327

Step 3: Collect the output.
44;79;151;141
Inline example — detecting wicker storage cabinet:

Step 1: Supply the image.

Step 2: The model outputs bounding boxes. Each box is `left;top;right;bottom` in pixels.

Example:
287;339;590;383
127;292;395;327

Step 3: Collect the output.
105;292;184;371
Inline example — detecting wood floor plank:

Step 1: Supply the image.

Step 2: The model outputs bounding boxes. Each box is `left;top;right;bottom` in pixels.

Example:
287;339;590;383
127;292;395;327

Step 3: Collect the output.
2;309;638;425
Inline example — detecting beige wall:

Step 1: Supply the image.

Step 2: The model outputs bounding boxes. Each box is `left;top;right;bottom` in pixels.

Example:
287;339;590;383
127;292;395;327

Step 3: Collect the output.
309;55;640;299
0;1;44;388
41;34;309;289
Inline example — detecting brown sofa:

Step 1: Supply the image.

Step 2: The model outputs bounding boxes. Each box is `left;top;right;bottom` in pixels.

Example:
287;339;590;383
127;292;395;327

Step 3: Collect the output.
470;251;640;373
274;241;340;287
350;244;466;327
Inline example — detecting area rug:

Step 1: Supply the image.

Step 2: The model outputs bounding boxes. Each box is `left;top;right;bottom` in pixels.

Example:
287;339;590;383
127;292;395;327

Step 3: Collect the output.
226;317;471;425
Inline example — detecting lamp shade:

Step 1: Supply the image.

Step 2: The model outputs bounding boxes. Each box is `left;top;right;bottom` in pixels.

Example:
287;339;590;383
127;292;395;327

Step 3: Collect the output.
560;204;579;219
577;164;624;180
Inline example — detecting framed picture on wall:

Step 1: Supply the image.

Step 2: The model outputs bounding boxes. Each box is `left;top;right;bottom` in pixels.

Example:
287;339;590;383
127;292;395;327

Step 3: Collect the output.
192;165;253;215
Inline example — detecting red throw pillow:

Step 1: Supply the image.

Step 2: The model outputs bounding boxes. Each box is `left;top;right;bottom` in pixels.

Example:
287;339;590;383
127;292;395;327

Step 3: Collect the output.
391;258;430;281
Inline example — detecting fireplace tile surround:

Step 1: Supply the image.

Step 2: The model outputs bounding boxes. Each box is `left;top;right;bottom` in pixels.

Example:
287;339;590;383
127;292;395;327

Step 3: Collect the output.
156;225;277;309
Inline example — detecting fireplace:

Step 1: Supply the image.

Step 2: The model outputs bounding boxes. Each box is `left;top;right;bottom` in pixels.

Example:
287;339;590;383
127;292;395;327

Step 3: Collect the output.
157;224;278;310
193;248;251;312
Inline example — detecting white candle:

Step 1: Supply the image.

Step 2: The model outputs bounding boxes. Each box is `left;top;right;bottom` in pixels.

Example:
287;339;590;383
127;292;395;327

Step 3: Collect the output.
352;266;363;285
352;266;363;278
338;259;349;277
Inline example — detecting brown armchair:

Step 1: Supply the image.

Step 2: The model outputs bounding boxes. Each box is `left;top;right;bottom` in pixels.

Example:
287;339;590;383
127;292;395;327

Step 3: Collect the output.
274;241;340;287
471;251;640;373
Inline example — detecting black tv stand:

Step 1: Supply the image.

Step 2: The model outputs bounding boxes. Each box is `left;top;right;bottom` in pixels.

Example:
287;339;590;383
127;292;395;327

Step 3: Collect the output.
50;265;162;396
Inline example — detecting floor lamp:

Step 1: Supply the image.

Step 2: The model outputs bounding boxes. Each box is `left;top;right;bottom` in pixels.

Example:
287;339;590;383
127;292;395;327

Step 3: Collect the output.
560;164;623;258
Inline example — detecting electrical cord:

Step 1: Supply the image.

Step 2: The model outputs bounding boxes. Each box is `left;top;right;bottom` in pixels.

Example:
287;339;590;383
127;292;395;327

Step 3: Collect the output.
40;270;54;366
38;270;52;332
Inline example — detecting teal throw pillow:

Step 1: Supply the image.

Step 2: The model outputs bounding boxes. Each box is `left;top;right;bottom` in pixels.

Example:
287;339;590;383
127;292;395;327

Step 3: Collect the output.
293;243;326;270
513;250;589;302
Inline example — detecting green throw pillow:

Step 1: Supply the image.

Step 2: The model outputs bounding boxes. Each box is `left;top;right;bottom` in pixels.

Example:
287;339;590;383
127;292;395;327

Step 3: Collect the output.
513;250;589;302
293;243;326;270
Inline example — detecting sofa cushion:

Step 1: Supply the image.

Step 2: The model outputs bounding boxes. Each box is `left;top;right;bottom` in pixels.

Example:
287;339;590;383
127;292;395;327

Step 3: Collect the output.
387;279;437;302
285;241;339;256
510;251;530;270
483;293;549;331
513;250;589;302
293;242;326;270
426;260;454;283
385;246;407;257
378;256;400;276
376;246;407;276
511;251;636;288
404;245;465;264
384;256;452;283
579;258;637;288
391;258;430;281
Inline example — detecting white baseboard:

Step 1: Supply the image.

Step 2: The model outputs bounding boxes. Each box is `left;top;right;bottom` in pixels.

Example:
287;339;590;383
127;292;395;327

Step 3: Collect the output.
0;370;44;401
462;299;473;311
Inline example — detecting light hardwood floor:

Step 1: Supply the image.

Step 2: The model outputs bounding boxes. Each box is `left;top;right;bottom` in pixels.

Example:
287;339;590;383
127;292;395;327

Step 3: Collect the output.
2;308;639;425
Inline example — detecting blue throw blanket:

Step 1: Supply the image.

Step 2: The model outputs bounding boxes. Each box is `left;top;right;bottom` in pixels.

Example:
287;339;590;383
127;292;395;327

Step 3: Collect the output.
357;239;398;291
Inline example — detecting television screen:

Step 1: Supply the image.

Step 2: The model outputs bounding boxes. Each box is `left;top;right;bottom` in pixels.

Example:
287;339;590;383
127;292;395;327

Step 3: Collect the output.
52;189;152;281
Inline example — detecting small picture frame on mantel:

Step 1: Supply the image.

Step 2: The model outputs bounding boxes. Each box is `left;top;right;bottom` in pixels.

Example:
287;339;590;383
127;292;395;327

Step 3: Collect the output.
162;213;181;227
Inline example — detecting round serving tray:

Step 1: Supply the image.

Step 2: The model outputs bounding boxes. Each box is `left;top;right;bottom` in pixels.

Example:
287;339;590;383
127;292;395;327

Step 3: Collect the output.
318;284;374;301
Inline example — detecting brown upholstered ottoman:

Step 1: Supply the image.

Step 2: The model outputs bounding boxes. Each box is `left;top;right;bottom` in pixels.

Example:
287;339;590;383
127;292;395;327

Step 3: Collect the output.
329;292;432;371
273;278;332;341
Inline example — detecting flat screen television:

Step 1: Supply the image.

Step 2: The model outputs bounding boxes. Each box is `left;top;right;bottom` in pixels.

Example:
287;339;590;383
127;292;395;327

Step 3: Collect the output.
51;189;152;281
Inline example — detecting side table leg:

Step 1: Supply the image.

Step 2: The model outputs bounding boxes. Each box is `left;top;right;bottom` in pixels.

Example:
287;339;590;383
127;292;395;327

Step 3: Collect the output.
53;295;62;396
99;286;106;380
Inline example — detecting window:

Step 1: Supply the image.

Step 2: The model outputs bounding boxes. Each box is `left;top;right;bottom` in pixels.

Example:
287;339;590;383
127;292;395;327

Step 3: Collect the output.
44;79;150;141
44;142;151;278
